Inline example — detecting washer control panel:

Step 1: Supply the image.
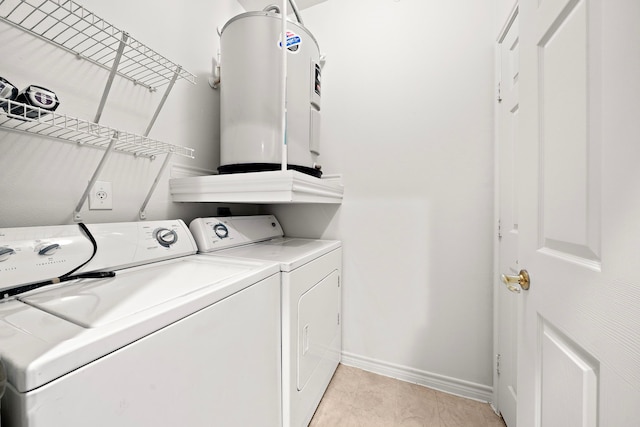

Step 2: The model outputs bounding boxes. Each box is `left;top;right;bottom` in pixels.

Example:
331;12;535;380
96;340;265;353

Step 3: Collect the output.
0;220;197;293
189;215;284;253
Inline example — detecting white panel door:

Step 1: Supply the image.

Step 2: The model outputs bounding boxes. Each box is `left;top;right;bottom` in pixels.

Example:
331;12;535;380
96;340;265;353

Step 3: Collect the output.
517;0;640;426
496;9;520;427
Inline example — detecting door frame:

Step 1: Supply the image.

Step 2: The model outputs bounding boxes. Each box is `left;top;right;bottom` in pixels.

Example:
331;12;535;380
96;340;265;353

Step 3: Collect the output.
493;0;519;417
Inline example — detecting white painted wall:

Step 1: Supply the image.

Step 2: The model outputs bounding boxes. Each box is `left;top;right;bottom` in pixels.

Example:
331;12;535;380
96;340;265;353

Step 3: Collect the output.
0;0;255;227
265;0;496;397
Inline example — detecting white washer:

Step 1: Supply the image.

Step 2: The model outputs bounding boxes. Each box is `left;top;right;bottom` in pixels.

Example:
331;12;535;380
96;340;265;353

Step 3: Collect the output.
190;215;342;427
0;220;282;427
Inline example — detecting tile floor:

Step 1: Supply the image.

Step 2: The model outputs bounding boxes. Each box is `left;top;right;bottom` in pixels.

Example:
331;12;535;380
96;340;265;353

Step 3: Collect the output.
310;364;506;427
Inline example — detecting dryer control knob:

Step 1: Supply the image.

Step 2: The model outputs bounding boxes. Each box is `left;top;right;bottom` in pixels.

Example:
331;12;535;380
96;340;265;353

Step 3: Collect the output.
154;228;178;248
213;223;229;239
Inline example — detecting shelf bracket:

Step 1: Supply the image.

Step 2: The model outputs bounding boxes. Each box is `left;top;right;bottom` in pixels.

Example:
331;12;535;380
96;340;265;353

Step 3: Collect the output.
94;32;129;124
144;66;181;137
73;131;119;222
139;151;174;220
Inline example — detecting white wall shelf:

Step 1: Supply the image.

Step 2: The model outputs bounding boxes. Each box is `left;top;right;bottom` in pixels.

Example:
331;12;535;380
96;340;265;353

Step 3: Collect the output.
0;0;197;221
0;0;196;91
170;171;344;204
0;99;195;159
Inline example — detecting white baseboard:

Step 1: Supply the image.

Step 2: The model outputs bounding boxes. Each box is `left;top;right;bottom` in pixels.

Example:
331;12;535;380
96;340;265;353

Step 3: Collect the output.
340;351;493;403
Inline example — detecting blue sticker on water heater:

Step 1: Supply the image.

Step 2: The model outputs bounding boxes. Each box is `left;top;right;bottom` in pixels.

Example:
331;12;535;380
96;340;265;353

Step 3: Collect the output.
278;31;301;53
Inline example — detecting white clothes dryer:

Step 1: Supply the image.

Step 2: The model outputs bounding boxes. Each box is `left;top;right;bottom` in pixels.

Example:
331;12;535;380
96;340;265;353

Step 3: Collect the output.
0;220;282;427
190;215;342;427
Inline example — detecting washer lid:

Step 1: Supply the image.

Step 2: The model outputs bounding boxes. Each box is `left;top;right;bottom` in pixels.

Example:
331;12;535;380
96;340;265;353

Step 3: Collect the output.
19;256;254;328
214;238;341;272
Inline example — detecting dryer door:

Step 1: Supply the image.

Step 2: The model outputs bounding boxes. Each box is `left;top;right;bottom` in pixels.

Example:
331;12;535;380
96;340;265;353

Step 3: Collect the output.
297;269;341;391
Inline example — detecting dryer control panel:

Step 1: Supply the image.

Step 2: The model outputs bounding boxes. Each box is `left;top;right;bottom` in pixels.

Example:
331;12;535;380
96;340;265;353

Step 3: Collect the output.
189;215;284;253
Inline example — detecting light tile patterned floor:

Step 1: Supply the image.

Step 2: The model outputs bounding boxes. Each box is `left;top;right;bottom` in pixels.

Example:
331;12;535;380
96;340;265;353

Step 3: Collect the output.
310;364;506;427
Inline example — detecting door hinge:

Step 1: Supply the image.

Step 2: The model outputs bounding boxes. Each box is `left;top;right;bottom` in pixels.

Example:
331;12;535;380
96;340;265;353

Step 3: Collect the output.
497;82;503;103
498;219;502;239
338;313;340;325
496;354;501;376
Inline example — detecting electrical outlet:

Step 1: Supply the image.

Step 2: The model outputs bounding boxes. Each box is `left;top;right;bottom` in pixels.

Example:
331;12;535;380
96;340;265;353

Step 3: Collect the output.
89;181;113;210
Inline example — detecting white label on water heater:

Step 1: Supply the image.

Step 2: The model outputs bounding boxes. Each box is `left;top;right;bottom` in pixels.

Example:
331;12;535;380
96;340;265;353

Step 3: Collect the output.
278;31;302;53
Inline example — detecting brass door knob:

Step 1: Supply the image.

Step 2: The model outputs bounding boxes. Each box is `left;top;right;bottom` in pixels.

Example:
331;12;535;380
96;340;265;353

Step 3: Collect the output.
501;269;530;293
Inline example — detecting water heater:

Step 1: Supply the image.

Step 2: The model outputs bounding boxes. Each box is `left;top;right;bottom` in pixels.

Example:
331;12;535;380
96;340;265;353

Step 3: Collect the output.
219;11;322;178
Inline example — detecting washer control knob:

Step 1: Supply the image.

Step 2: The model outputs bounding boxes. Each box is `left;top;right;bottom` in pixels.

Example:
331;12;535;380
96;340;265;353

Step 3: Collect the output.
154;228;178;248
0;247;16;262
36;243;60;256
213;223;229;239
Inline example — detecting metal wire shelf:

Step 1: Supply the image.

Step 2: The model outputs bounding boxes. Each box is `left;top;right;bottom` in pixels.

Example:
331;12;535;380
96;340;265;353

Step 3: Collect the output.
0;0;196;91
0;98;195;159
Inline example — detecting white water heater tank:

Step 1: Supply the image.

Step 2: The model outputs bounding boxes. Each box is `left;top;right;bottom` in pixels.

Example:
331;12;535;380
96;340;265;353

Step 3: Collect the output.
219;11;322;178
